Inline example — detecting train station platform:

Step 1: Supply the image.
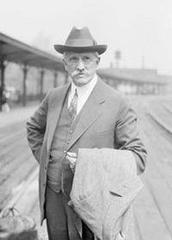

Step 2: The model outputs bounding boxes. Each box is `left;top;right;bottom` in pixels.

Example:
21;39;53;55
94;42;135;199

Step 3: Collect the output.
0;103;38;128
0;103;48;240
0;96;172;240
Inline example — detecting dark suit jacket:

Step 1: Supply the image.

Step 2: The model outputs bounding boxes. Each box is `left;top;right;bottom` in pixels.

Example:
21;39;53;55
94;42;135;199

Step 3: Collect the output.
26;78;147;224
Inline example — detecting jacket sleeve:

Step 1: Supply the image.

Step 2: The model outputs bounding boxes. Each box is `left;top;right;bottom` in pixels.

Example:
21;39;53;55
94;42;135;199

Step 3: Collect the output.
26;93;49;162
115;97;147;174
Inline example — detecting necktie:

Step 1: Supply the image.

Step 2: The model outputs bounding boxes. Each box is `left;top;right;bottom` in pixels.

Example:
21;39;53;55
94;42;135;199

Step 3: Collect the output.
68;89;78;120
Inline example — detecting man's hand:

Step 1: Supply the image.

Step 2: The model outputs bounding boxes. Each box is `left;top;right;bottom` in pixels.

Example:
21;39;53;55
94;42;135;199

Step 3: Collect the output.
66;152;77;172
115;232;126;240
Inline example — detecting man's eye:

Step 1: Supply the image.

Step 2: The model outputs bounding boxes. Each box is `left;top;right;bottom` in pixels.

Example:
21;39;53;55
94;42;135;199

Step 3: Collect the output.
69;57;78;62
83;56;91;62
84;56;90;60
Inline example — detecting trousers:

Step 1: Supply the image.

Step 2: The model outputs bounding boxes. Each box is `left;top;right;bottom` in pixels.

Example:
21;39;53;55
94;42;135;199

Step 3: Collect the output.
45;185;94;240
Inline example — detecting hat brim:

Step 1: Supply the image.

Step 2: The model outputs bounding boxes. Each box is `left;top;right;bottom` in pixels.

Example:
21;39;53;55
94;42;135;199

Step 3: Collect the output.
54;44;107;55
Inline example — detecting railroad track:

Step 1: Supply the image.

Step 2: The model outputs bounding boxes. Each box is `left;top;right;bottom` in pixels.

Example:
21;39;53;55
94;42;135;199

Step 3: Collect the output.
0;105;48;239
0;120;38;210
146;101;172;135
163;104;172;115
147;111;172;135
131;96;172;240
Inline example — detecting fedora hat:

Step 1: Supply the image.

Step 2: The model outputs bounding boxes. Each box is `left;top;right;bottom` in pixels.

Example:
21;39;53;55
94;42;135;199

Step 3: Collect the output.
54;26;107;55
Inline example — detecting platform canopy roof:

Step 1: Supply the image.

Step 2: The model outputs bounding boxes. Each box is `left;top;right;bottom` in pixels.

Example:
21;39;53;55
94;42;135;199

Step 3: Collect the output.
0;32;64;71
98;68;172;85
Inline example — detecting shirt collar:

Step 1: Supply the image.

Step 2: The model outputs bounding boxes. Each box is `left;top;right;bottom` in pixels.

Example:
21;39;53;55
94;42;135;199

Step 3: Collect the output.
70;74;98;97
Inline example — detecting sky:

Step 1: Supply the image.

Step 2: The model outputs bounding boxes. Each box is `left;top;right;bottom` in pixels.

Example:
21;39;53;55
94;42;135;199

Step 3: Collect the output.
0;0;172;74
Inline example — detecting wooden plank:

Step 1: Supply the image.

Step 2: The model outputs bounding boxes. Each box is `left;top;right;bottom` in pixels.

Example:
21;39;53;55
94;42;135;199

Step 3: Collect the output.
0;135;26;169
0;147;32;184
142;120;172;236
0;129;24;146
134;185;172;240
131;96;172;240
0;155;37;208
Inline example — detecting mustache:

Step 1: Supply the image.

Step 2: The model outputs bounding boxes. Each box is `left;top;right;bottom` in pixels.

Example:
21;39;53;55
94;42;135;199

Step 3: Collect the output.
72;70;87;75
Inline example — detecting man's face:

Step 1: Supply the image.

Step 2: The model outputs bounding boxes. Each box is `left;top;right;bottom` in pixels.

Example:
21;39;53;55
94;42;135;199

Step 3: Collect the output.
63;52;100;87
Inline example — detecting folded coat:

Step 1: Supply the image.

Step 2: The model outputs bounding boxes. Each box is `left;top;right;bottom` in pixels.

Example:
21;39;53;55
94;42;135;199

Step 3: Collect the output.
70;148;143;240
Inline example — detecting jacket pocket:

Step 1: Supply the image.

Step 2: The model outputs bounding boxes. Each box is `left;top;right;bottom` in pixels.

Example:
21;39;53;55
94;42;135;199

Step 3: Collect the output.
109;177;143;197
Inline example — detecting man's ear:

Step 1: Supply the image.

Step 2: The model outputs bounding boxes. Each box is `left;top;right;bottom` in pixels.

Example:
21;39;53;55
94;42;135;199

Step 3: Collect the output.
96;57;100;65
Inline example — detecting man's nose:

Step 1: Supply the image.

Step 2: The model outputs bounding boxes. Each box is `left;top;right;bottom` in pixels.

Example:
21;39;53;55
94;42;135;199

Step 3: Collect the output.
76;59;85;71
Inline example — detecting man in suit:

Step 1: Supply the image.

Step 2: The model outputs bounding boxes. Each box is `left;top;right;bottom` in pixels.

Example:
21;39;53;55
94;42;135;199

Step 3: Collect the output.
26;26;147;240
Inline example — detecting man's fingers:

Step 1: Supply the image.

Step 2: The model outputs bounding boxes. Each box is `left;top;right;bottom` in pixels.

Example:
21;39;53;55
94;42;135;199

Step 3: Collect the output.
66;152;77;172
67;152;77;157
66;155;76;163
115;232;125;240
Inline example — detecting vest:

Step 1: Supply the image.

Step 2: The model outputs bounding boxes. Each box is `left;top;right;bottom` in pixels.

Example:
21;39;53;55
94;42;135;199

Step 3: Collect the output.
47;94;79;193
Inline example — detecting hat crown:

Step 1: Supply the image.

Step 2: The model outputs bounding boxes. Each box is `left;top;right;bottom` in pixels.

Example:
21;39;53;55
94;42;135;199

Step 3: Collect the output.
54;26;107;55
65;27;97;47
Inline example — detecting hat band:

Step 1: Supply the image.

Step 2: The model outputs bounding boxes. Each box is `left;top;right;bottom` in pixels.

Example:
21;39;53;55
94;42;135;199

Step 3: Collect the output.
65;38;96;47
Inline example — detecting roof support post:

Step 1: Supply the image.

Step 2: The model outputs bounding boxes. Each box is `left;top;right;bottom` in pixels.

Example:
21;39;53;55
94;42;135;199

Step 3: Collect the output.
39;69;45;101
53;71;58;88
22;65;28;106
0;59;6;111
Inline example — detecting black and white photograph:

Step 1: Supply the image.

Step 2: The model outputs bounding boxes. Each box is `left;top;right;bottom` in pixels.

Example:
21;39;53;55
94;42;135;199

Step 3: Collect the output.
0;0;172;239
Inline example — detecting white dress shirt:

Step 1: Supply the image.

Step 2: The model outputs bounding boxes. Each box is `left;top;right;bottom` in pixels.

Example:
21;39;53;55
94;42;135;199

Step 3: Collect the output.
67;74;98;115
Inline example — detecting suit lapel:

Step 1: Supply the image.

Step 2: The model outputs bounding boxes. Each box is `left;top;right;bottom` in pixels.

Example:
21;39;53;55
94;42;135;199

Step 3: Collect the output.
67;79;106;151
47;83;70;150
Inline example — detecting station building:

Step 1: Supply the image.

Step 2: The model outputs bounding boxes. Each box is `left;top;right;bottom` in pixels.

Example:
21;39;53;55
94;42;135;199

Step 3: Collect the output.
97;67;172;95
0;32;66;110
1;31;172;111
